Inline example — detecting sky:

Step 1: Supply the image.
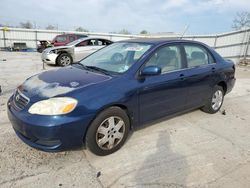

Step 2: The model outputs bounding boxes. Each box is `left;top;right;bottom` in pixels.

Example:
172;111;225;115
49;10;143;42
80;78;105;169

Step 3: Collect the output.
0;0;250;34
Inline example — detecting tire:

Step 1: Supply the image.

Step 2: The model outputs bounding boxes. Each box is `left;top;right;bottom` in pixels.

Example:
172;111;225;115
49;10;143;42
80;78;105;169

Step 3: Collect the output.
57;53;72;66
37;48;43;53
201;85;224;114
86;107;130;156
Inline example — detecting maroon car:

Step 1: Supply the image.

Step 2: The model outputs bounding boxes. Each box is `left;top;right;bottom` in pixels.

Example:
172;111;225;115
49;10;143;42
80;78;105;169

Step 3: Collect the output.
52;34;88;46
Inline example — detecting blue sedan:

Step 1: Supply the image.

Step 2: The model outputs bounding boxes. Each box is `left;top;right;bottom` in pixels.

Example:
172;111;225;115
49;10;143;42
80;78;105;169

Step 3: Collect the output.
7;39;236;155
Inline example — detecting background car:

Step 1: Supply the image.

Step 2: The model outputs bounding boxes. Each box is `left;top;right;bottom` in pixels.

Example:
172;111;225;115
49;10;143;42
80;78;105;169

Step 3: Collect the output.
8;39;235;156
37;40;53;53
41;37;113;66
51;33;88;47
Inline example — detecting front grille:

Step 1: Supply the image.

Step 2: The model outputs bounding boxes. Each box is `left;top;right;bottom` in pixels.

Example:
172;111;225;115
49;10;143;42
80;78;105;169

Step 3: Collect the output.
13;90;30;110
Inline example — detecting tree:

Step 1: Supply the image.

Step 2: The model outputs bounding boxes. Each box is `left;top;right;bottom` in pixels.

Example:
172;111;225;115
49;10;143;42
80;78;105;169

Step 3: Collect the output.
19;21;33;29
140;30;149;35
118;29;131;35
232;11;250;30
46;24;57;30
75;27;88;32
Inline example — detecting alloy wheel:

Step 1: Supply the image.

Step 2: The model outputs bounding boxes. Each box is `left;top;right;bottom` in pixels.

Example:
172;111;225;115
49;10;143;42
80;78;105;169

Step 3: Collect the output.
60;56;71;66
211;90;223;111
96;116;125;150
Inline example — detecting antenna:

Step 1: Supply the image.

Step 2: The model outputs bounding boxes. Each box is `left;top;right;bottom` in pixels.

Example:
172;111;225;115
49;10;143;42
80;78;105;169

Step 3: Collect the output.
180;24;189;39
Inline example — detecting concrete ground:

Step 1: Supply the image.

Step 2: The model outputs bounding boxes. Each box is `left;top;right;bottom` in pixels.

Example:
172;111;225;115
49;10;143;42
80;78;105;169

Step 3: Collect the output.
0;52;250;188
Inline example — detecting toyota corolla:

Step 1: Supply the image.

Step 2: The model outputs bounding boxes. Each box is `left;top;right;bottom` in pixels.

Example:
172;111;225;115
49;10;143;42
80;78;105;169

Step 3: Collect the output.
7;39;236;156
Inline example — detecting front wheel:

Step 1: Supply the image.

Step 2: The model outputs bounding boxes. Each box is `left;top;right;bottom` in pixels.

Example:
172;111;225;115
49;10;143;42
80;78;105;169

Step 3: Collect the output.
57;53;72;66
85;107;130;156
201;85;224;114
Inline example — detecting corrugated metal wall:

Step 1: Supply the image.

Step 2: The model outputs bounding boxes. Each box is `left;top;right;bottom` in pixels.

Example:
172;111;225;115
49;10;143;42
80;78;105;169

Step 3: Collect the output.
1;27;250;63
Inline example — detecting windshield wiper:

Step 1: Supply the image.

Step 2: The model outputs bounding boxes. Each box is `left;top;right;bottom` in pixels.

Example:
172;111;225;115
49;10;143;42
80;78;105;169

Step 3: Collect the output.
73;62;86;69
85;65;111;75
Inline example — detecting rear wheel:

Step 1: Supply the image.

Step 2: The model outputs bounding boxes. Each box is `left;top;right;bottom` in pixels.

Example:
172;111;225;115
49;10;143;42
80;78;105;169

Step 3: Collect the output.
201;85;224;114
85;107;130;156
57;53;72;66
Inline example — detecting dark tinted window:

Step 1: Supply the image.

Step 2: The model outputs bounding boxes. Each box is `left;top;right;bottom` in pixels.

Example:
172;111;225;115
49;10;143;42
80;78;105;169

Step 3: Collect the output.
145;45;182;73
76;41;88;47
77;39;96;46
77;35;88;39
103;40;113;45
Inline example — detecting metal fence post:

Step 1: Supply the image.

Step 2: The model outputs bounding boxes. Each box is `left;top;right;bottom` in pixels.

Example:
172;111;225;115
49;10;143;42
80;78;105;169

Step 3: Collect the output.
35;30;38;49
243;29;250;63
214;35;218;49
3;28;6;49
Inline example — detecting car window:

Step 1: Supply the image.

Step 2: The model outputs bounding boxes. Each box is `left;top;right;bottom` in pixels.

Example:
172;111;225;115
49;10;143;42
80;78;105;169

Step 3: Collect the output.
184;45;212;67
103;40;113;45
69;36;75;42
76;40;88;47
145;45;182;73
55;36;67;42
77;35;87;39
88;39;96;46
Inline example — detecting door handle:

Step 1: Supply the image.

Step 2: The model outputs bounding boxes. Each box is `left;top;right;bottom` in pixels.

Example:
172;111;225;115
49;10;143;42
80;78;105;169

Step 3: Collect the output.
179;74;185;80
211;67;216;73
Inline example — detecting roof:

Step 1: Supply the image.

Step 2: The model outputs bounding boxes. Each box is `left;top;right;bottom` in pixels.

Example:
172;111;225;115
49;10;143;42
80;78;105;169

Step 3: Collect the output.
119;38;198;45
76;36;112;42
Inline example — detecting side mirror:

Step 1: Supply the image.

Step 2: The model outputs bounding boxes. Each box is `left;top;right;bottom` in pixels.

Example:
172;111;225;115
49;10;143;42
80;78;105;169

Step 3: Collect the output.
140;66;161;76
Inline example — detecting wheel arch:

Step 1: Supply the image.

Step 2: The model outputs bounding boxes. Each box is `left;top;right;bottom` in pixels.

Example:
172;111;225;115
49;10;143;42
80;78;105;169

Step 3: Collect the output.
56;51;73;64
83;103;132;140
98;103;132;128
217;81;227;94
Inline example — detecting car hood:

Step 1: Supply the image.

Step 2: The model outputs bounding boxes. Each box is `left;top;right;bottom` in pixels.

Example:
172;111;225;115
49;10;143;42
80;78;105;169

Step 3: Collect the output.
45;45;72;52
19;66;112;99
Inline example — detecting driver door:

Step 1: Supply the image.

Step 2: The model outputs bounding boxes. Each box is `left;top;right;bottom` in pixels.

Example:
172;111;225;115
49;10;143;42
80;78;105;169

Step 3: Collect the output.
138;44;188;124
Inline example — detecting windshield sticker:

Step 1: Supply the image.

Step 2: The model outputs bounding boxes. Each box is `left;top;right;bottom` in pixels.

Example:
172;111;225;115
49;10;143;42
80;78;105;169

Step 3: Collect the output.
124;47;143;51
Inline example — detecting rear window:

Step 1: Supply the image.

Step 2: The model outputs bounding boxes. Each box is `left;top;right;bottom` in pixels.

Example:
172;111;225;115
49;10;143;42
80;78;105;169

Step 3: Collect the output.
77;35;88;39
184;45;214;68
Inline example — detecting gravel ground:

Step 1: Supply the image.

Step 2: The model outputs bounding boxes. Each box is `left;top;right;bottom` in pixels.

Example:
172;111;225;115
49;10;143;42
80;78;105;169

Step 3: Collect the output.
0;52;250;188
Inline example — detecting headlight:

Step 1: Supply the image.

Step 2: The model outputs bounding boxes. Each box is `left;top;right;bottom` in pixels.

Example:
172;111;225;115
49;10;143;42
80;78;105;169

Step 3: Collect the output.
48;50;56;54
28;97;78;115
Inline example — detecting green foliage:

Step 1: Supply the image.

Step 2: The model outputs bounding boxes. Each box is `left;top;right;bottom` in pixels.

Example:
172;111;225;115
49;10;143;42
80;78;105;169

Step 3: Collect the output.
75;27;89;32
19;21;33;29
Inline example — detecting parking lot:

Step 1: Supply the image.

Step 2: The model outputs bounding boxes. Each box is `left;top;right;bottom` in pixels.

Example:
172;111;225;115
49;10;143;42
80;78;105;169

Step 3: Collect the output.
0;51;250;188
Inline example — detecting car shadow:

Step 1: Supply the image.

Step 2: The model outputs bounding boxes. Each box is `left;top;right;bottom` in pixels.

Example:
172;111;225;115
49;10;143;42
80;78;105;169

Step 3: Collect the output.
134;108;199;131
131;131;189;188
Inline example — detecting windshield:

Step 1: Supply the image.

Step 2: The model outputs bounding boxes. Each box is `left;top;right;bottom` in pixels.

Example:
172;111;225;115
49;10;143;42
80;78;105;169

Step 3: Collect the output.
79;42;152;73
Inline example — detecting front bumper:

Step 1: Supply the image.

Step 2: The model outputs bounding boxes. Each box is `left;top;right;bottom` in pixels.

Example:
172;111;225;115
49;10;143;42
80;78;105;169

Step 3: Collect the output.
41;52;58;64
7;98;94;151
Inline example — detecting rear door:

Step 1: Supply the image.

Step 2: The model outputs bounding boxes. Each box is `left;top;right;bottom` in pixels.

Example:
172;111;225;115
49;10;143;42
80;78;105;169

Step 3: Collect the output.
182;43;217;108
138;44;188;123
